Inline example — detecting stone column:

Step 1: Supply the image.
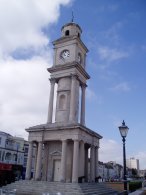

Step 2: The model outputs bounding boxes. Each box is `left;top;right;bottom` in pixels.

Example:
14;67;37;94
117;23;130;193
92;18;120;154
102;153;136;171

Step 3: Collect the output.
95;146;99;178
47;78;55;123
69;75;77;123
80;84;86;125
90;145;95;182
35;141;43;180
33;143;38;179
72;140;79;183
25;142;33;180
79;141;85;177
42;142;49;181
60;140;67;182
85;146;89;182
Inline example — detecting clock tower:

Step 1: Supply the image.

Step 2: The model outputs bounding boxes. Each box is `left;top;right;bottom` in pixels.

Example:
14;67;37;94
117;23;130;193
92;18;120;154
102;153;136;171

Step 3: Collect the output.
53;22;87;67
47;22;89;125
26;21;102;183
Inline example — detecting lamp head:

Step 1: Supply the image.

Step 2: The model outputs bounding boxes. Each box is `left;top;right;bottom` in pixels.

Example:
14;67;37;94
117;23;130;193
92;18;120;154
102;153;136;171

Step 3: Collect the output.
118;120;129;138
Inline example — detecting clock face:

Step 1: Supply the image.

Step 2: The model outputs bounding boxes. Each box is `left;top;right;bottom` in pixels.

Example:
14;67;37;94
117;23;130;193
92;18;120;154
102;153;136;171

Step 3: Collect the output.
60;50;70;59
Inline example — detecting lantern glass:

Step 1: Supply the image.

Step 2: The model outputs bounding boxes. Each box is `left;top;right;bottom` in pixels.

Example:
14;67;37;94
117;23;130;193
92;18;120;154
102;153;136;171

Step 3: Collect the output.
118;120;129;138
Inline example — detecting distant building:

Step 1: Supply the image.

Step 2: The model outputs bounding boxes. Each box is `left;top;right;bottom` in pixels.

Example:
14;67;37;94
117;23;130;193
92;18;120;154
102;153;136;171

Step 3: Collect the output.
126;157;140;175
0;131;38;182
139;170;146;178
0;131;39;181
0;131;26;185
0;131;24;165
98;161;123;181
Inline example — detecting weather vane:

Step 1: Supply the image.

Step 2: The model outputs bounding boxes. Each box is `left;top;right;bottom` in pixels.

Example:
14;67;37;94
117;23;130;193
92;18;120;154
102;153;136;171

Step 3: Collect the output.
71;11;74;22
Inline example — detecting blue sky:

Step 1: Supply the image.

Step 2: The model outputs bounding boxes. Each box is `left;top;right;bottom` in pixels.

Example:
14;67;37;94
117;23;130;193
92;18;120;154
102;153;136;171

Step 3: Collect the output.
0;0;146;168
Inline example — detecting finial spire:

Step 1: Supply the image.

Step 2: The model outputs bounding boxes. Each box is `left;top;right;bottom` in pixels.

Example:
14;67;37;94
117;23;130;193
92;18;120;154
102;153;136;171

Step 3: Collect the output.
71;11;74;22
122;120;125;126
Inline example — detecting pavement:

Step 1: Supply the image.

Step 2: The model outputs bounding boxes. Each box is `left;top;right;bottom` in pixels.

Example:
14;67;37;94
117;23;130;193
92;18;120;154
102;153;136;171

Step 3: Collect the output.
129;187;146;195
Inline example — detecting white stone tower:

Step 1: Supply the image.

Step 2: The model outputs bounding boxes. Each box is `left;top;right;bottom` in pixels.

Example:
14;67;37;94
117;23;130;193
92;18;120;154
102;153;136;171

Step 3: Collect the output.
47;22;89;125
25;21;102;183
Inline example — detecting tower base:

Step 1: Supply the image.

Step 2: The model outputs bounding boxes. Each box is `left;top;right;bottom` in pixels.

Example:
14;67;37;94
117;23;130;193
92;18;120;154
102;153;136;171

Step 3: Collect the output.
2;180;119;195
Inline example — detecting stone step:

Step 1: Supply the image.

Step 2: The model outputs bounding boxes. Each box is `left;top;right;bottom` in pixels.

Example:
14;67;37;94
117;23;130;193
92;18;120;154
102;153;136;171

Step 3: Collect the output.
2;181;118;195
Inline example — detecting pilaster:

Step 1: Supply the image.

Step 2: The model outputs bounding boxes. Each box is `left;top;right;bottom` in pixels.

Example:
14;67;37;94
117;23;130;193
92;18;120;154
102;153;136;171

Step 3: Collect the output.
69;75;77;123
80;83;86;125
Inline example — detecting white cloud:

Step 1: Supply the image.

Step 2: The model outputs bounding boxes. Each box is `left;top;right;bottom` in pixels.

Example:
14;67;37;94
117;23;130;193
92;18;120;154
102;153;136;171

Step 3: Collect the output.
86;88;97;100
98;46;129;63
99;138;122;164
86;88;103;104
104;21;124;43
98;4;119;13
0;0;71;138
0;0;71;57
107;4;119;12
109;82;131;92
99;138;146;169
0;57;50;139
141;45;146;52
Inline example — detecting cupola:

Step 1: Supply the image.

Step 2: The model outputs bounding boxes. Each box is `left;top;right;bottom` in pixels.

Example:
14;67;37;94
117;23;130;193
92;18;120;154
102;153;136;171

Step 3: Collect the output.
61;22;82;38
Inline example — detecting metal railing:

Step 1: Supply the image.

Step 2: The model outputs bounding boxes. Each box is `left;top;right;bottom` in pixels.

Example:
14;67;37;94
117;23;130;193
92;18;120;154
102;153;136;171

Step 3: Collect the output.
142;180;146;189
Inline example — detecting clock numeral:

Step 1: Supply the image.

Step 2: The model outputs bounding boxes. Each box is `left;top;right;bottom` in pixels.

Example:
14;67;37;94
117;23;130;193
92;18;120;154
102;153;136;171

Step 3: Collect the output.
60;50;70;60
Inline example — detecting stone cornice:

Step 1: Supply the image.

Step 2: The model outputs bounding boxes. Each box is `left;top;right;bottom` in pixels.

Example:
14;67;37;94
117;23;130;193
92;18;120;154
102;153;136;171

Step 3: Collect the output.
53;36;88;53
47;62;90;80
25;123;102;140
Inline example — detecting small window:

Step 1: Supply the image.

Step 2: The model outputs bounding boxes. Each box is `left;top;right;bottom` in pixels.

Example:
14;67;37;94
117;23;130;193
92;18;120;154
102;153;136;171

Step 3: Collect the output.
78;33;80;38
5;152;11;161
65;30;69;36
24;147;28;153
59;94;66;110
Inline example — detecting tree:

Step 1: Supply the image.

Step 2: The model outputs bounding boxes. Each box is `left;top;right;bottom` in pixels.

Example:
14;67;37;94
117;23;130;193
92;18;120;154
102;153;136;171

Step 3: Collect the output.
132;168;137;177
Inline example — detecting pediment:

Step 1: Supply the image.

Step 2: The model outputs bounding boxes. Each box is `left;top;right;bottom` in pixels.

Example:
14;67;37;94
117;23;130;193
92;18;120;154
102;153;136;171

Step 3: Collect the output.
50;150;61;156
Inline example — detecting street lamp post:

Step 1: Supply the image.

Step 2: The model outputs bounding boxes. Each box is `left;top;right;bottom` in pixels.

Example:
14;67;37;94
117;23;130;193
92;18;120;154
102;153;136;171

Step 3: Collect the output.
118;120;129;194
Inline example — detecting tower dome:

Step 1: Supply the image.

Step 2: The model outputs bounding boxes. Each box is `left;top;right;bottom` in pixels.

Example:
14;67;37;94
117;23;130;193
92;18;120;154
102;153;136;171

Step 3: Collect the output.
61;22;82;38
